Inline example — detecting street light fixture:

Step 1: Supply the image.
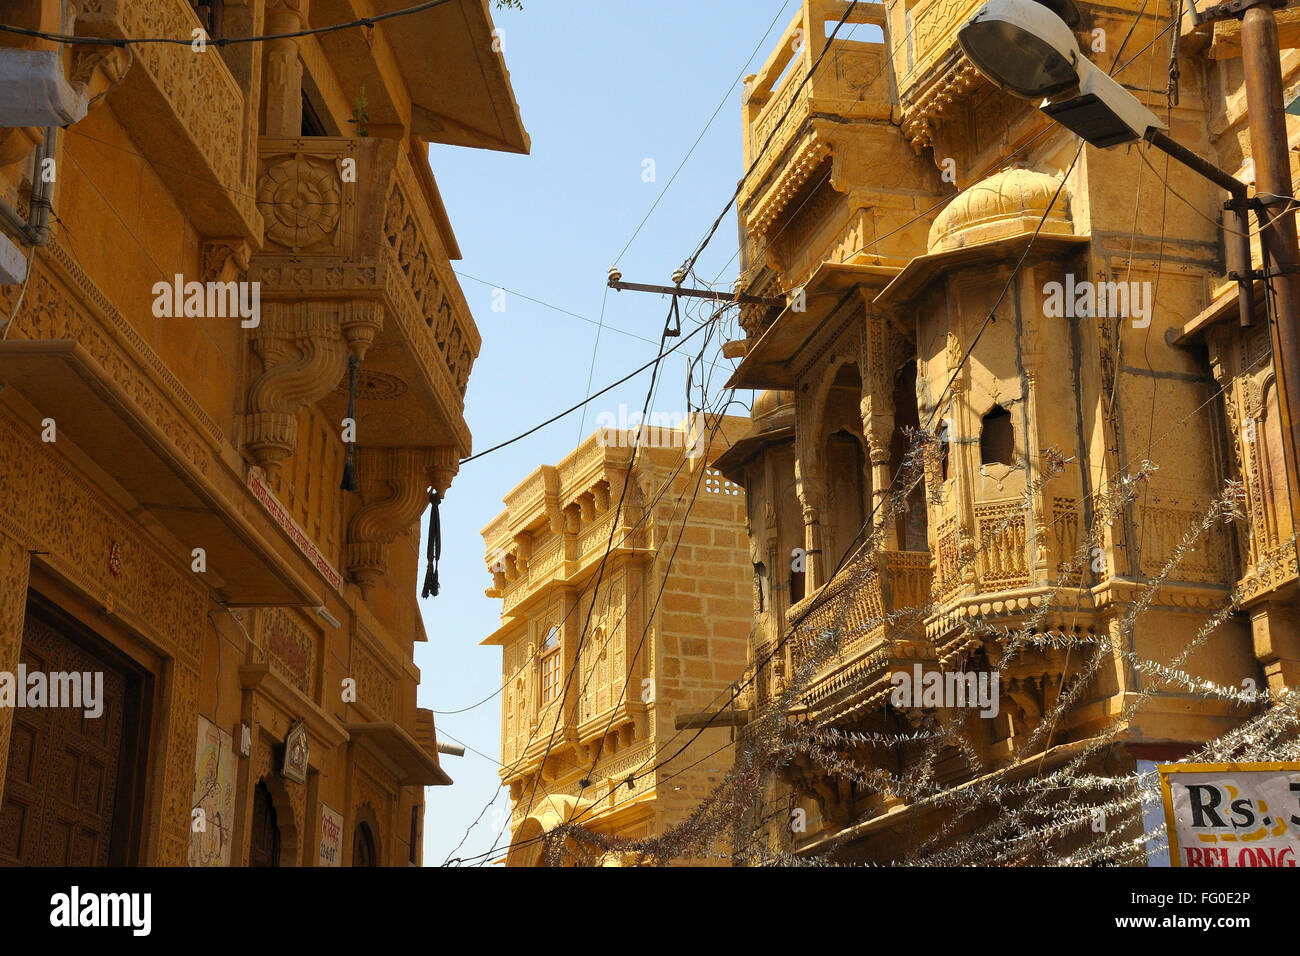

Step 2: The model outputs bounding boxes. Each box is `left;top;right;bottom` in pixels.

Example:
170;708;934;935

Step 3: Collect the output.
958;0;1165;147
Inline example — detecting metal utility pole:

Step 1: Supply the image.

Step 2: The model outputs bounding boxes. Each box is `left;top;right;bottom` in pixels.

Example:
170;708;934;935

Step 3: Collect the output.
1239;0;1300;532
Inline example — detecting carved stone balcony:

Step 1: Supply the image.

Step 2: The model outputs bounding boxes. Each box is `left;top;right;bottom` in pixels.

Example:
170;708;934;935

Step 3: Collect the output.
738;1;944;297
73;0;261;240
246;136;479;478
789;549;932;722
895;0;989;93
741;1;891;192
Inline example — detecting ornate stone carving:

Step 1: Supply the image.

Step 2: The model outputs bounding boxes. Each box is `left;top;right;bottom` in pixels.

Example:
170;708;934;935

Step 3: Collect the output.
201;239;252;283
68;43;133;113
346;447;445;590
257;155;343;252
244;300;382;475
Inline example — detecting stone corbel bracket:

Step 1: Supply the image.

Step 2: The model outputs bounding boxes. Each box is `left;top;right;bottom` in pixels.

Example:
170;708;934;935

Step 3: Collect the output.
245;299;382;474
202;239;253;283
347;445;457;592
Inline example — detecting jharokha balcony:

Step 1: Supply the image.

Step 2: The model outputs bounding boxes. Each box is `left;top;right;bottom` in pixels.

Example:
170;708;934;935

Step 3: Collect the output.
247;135;477;466
243;136;474;591
787;549;933;724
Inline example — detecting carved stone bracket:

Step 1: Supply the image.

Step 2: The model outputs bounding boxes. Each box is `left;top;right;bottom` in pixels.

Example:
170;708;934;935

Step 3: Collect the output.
346;446;451;591
202;239;253;283
244;299;383;475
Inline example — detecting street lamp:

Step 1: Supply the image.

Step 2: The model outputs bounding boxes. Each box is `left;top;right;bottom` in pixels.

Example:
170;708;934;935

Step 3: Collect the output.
958;0;1165;147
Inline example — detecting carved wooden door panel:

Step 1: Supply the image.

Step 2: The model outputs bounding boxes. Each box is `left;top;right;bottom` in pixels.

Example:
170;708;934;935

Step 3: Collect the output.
0;615;127;866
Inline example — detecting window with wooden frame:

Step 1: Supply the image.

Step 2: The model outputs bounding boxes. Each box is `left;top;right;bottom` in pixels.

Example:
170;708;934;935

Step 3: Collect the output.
539;625;561;705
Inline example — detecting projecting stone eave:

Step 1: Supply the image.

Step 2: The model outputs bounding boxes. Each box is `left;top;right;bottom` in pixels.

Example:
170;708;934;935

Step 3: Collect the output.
711;420;794;486
727;260;900;391
873;233;1092;310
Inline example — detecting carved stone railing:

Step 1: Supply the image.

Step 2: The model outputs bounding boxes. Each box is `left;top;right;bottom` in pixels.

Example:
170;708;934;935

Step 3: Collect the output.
1135;493;1235;585
74;0;259;239
790;549;932;671
973;499;1031;591
247;136;480;475
900;0;986;87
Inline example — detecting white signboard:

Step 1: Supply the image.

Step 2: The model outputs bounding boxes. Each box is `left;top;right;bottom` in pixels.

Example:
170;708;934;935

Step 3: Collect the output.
319;804;343;867
1160;762;1300;868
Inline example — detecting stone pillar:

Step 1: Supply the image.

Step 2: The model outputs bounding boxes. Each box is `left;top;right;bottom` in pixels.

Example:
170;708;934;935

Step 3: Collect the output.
945;329;978;587
221;0;264;185
862;394;897;551
1022;370;1050;577
796;470;826;591
264;0;308;136
0;532;30;802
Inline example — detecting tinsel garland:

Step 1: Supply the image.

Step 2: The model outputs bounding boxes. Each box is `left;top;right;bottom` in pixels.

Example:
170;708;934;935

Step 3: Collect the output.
491;429;1299;868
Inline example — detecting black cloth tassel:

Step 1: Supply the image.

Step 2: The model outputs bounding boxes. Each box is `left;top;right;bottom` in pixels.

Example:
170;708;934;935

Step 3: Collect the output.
341;354;359;492
421;489;441;599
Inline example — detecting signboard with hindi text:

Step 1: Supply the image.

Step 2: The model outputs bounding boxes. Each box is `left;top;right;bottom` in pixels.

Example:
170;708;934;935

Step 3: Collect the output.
1160;762;1300;868
319;804;343;867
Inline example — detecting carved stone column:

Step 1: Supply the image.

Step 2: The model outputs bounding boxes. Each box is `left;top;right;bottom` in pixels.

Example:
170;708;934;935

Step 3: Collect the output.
862;392;897;551
796;467;826;591
0;533;31;800
945;328;978;587
264;0;308;136
245;299;382;475
1022;370;1050;576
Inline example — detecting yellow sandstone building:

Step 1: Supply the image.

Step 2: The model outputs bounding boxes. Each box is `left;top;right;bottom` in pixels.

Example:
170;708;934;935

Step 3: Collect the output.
482;418;752;865
714;0;1300;864
0;0;526;865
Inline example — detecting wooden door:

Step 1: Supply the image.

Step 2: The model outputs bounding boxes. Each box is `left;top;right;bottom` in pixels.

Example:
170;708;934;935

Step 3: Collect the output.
0;614;128;865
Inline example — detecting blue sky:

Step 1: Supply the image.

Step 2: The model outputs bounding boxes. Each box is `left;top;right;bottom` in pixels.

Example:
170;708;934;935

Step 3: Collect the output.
415;0;808;866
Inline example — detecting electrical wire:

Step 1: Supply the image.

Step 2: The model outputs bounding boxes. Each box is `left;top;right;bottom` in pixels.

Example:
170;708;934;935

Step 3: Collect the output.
460;315;716;465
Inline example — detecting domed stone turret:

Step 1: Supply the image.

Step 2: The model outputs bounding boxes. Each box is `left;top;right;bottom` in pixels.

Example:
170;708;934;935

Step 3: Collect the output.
752;389;794;423
927;166;1074;254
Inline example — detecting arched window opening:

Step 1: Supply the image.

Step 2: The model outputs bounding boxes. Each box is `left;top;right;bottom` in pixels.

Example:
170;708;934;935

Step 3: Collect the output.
980;405;1015;467
826;430;867;567
893;361;929;550
353;821;378;867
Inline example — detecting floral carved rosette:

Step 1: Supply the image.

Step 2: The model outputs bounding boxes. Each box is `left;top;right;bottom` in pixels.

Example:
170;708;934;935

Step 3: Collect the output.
257;155;343;252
